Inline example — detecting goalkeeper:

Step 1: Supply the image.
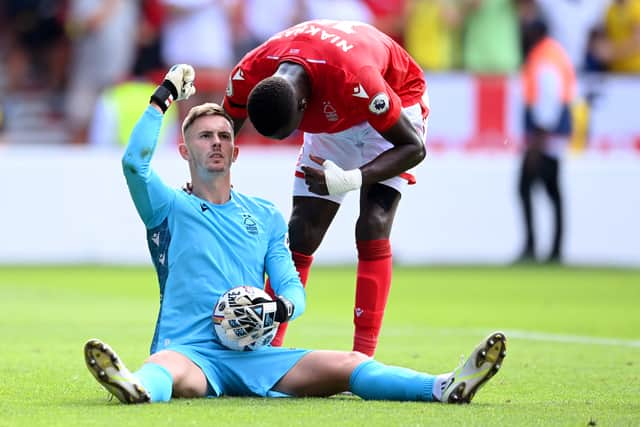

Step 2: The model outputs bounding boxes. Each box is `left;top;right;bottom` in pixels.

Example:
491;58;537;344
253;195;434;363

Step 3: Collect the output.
84;64;506;405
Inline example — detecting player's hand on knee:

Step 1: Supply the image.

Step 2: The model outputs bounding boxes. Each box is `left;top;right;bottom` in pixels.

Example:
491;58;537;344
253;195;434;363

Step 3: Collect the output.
150;64;196;113
300;163;328;195
301;155;362;196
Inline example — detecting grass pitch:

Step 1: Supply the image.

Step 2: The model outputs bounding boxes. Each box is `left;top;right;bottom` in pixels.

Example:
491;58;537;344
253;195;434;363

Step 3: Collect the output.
0;265;638;426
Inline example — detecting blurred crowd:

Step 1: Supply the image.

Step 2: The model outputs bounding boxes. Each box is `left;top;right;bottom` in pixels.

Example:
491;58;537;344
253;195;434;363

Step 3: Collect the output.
0;0;638;145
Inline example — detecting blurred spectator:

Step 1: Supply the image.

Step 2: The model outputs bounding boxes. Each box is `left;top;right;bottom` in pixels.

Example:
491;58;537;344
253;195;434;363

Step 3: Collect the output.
363;0;409;45
534;0;611;71
1;0;69;92
88;79;178;148
231;0;306;61
132;0;166;79
516;14;576;263
302;0;373;22
584;27;610;72
87;1;176;149
160;0;235;124
65;0;139;144
405;0;464;70
596;0;640;73
462;0;522;74
160;0;234;69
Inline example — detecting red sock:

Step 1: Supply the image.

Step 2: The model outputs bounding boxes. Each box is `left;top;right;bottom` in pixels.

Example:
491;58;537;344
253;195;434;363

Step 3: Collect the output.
353;239;392;357
265;251;313;346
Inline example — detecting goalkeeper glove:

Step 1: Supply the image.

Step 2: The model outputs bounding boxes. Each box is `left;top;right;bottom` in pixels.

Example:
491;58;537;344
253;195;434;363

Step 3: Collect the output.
220;294;292;348
253;296;294;323
150;64;196;113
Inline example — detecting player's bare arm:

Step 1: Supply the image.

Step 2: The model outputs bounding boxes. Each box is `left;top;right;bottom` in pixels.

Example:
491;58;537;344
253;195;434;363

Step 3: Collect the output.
301;111;425;195
360;111;426;185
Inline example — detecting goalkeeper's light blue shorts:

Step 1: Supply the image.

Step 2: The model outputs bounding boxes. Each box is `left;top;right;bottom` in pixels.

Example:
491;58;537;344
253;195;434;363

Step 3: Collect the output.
168;342;311;397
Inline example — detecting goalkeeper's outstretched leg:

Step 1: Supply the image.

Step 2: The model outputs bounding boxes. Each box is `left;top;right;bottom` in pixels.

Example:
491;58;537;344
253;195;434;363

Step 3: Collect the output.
84;339;151;404
85;338;211;403
274;331;507;403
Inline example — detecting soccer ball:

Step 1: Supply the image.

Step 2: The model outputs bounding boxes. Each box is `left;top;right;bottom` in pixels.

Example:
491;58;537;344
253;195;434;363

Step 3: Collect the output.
212;285;279;351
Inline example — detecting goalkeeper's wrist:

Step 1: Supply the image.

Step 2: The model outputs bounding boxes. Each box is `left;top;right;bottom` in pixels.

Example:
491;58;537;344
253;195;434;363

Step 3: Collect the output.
150;80;178;113
275;296;294;323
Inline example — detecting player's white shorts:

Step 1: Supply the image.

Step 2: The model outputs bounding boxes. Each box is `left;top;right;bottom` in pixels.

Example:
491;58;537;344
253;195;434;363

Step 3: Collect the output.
293;100;429;204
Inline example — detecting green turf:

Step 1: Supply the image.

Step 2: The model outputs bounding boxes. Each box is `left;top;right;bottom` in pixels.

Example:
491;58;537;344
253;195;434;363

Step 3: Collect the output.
1;265;638;426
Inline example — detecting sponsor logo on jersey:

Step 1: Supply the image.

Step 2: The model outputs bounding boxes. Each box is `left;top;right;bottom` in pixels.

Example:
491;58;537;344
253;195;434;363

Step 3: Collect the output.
352;84;369;99
323;101;339;122
369;93;390;115
355;307;364;317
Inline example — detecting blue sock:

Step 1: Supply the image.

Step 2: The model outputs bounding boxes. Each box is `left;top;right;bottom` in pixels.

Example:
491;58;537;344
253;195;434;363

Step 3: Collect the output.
349;359;435;402
134;363;173;402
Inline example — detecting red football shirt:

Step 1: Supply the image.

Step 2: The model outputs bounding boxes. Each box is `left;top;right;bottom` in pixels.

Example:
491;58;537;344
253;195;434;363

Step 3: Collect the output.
223;20;427;134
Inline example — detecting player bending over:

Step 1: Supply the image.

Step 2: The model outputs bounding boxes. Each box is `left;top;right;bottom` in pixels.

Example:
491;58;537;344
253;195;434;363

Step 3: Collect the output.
222;19;431;356
84;65;506;404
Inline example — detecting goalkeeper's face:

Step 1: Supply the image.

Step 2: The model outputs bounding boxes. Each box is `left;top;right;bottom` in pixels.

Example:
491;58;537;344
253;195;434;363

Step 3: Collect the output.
181;115;238;175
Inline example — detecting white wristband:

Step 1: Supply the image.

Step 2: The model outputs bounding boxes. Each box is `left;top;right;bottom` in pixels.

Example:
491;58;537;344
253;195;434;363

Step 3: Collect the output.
323;160;363;195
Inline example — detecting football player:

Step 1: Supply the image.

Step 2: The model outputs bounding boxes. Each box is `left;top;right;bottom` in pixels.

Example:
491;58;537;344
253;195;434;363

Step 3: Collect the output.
84;64;506;405
223;20;430;356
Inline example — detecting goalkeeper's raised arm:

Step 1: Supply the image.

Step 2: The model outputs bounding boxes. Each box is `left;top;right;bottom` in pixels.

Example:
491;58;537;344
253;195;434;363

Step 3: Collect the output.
122;64;196;228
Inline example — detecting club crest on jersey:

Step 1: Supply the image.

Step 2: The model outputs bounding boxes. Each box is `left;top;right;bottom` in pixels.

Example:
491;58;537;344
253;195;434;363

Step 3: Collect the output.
241;214;258;235
369;93;390;115
323;101;339;122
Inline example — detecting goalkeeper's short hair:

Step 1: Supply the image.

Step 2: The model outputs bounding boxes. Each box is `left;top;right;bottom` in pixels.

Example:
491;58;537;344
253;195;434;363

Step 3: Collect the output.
182;102;235;136
247;77;297;137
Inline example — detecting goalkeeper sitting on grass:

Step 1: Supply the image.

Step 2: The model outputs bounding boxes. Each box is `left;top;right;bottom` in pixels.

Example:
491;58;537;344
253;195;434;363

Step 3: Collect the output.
84;64;506;404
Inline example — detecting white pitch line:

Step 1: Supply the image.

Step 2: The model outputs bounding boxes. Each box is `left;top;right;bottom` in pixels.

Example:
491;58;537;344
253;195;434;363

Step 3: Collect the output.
503;329;640;348
303;325;640;348
428;327;640;348
377;327;640;348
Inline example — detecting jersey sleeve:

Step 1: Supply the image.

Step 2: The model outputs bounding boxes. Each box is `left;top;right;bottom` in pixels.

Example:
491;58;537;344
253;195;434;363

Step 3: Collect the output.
222;64;252;120
263;209;306;320
122;106;175;229
358;66;403;133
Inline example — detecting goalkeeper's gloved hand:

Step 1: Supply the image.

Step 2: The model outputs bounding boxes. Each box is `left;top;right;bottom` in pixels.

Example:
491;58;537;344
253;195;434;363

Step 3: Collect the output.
150;64;196;113
253;296;294;323
220;294;293;348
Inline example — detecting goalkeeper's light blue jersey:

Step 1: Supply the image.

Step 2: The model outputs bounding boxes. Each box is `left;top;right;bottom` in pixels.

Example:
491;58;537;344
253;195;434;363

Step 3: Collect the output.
123;106;306;355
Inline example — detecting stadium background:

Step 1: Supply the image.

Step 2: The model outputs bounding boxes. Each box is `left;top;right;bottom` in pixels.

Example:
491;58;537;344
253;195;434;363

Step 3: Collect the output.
0;2;639;425
0;0;638;267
